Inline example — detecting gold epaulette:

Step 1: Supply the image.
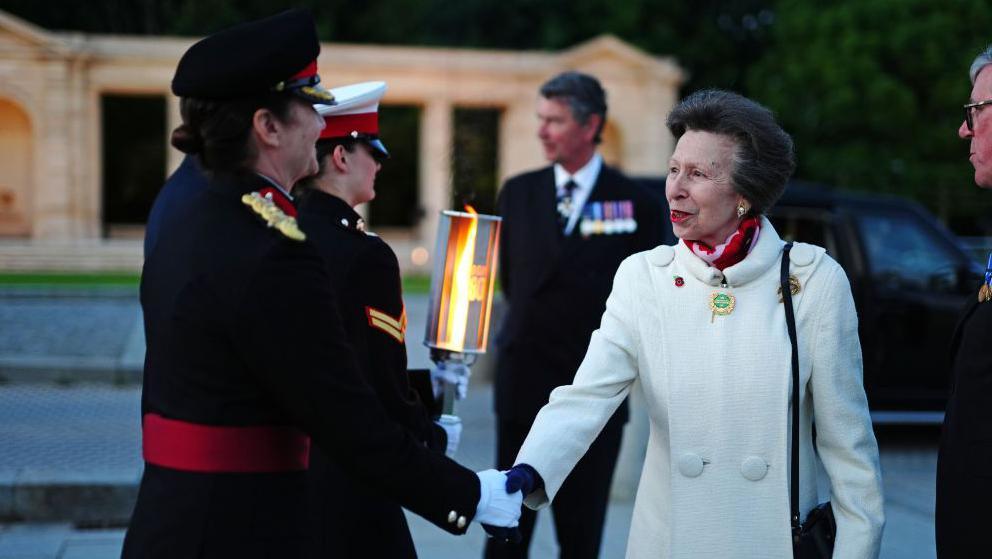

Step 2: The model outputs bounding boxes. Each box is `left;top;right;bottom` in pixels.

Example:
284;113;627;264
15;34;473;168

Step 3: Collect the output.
241;192;306;242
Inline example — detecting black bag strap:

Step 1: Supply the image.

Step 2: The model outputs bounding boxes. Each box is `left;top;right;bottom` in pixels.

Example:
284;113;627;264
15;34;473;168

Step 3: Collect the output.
781;242;802;545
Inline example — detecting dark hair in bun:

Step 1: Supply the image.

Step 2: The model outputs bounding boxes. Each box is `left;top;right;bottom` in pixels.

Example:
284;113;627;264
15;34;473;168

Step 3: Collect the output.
170;123;203;155
171;94;296;175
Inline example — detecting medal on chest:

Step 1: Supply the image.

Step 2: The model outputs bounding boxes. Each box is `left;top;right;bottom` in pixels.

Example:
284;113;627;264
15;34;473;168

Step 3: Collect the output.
980;252;992;303
709;283;736;323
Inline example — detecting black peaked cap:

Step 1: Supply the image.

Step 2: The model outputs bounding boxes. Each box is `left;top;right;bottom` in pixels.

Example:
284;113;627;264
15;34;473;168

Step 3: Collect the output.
172;9;320;100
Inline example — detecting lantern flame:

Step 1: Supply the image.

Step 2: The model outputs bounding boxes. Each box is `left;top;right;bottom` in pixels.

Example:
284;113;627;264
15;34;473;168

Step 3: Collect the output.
440;205;479;352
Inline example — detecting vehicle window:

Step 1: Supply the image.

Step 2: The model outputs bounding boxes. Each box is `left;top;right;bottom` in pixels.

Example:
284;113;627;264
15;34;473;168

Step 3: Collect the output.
766;211;835;255
857;211;961;293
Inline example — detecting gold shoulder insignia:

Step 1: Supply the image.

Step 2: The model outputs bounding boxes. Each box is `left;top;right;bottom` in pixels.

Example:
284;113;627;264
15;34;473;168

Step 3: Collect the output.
241;192;306;242
366;306;407;344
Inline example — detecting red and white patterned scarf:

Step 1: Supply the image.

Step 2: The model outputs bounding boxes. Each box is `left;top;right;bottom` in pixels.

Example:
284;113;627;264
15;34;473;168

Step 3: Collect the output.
683;216;761;271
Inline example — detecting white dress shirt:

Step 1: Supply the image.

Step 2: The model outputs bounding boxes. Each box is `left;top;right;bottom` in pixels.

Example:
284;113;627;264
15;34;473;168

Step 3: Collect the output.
553;153;602;236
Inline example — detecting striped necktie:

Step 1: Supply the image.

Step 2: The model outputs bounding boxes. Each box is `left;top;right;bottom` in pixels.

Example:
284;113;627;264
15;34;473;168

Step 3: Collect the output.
557;179;578;232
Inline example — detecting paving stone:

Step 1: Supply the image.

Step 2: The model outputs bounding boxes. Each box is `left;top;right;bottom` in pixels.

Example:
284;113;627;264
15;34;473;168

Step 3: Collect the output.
13;483;137;525
59;536;124;559
0;471;16;520
0;298;138;359
0;523;72;558
0;386;141;523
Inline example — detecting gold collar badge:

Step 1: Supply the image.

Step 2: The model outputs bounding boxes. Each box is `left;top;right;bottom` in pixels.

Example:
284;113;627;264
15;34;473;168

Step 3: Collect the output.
241;191;306;242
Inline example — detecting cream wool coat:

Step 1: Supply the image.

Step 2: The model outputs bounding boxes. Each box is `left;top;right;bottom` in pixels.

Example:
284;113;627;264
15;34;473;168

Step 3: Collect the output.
516;218;884;558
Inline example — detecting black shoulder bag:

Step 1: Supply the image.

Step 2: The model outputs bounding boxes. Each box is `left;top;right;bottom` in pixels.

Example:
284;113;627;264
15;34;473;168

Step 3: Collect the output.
782;242;837;558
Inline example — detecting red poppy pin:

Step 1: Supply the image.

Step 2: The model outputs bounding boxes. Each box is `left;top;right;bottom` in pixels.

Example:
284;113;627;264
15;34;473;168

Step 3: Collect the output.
674;276;684;287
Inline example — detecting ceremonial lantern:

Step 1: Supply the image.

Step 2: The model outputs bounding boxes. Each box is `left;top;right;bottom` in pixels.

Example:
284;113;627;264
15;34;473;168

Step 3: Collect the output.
424;207;501;412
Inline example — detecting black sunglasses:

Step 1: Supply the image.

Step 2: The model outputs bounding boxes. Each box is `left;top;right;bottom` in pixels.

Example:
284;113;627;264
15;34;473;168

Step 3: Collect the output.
964;99;992;132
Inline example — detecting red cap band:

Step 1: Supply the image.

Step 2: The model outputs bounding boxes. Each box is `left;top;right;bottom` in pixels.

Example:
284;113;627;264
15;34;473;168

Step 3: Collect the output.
290;60;318;80
320;112;379;139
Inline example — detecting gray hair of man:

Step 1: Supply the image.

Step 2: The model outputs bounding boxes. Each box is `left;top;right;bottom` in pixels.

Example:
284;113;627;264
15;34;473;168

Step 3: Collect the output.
666;89;796;216
970;44;992;84
539;71;608;144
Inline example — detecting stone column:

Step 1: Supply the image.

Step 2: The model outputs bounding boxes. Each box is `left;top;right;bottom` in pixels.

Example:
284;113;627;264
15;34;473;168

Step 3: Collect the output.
497;98;543;184
417;99;452;255
32;59;75;239
71;53;100;239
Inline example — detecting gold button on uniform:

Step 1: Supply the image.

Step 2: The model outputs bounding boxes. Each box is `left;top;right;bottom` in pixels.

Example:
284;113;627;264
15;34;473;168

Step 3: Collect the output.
448;510;457;523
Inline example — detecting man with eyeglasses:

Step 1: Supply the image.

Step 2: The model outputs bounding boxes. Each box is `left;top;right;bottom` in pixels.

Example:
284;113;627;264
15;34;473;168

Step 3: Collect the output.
936;45;992;558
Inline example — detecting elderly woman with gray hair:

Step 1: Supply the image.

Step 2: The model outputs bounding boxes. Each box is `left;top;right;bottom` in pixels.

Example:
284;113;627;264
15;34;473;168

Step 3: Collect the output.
503;89;885;558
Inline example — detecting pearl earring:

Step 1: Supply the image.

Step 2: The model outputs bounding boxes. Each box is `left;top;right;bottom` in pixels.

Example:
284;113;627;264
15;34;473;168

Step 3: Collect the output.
737;204;747;218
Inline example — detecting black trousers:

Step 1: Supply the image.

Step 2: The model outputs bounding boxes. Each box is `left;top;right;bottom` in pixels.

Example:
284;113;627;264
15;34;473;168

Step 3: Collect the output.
484;415;624;559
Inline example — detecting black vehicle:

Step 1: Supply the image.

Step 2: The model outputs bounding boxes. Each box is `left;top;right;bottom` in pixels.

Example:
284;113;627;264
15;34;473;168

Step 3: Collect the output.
638;179;982;419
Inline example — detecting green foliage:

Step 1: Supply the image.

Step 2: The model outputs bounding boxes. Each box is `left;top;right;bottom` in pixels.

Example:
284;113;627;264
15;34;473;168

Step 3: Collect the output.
749;0;992;232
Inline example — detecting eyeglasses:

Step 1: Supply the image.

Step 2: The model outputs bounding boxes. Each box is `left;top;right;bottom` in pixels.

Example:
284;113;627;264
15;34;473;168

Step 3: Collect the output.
964;99;992;132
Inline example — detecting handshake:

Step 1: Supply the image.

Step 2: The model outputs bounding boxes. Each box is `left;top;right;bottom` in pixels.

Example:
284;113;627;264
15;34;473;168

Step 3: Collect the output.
473;465;541;544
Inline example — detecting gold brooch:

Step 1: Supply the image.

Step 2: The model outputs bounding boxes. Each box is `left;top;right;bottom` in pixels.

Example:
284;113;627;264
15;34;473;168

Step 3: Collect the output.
241;192;306;242
777;275;801;303
709;291;736;323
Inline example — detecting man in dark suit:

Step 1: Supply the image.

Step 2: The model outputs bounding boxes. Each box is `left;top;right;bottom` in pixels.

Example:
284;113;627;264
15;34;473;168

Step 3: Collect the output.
936;46;992;558
488;72;664;559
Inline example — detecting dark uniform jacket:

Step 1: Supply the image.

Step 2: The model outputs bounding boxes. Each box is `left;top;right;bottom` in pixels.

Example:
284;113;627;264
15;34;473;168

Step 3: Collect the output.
144;156;208;256
297;190;445;558
123;173;478;559
936;290;992;557
495;164;664;426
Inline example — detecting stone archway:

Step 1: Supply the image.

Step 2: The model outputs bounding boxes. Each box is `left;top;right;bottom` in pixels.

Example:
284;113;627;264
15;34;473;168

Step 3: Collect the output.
0;98;32;237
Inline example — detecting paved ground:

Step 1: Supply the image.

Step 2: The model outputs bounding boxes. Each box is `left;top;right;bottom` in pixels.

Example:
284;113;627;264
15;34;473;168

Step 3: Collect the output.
0;290;943;558
0;289;143;384
0;383;943;559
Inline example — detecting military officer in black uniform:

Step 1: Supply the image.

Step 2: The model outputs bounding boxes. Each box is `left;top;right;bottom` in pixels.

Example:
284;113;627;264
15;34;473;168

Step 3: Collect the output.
295;81;456;557
122;10;521;558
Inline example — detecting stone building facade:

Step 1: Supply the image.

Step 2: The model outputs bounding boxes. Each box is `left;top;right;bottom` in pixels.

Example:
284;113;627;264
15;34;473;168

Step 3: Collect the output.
0;10;683;271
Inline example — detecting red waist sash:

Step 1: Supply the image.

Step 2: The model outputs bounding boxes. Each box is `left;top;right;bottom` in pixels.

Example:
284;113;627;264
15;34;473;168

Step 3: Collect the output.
142;413;310;473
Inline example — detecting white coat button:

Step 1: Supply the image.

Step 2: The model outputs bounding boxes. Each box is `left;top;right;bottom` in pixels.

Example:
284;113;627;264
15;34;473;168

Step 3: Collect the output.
457;516;467;528
741;456;769;481
447;510;457;523
678;453;705;477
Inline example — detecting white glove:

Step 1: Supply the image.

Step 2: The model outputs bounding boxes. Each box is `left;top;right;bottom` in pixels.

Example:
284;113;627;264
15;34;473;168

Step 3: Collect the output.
431;361;471;400
474;469;522;528
436;414;462;458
